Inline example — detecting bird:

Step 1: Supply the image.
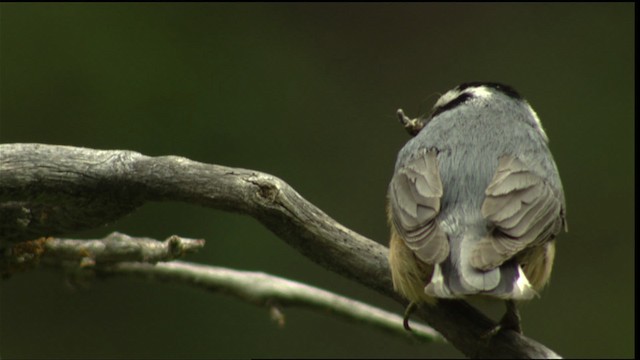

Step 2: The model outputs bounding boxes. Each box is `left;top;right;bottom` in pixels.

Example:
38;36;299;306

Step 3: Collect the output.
387;82;567;333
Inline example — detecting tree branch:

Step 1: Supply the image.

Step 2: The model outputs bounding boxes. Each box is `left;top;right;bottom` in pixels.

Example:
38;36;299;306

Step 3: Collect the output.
0;143;561;358
0;232;205;274
97;260;443;343
4;232;441;343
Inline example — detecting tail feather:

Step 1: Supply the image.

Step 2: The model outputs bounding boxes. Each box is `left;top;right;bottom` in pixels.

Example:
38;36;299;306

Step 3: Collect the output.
425;233;536;300
459;234;500;291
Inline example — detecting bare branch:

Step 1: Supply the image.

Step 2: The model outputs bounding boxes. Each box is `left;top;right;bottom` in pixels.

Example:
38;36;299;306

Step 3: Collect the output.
1;232;204;275
0;143;561;358
96;260;444;343
6;233;442;343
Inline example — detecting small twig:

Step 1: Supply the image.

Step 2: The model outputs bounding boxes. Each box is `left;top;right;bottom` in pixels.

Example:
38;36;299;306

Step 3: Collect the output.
3;231;441;343
1;233;205;276
98;260;444;343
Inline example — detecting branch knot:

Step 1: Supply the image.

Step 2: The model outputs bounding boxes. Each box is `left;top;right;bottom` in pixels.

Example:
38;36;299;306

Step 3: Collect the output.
247;175;281;204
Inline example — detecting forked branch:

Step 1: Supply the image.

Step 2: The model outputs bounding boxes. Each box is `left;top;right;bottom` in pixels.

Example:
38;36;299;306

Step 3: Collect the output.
0;143;560;358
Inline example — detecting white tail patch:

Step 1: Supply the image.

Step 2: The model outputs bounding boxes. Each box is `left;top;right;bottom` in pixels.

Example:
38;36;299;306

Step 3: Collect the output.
424;263;454;298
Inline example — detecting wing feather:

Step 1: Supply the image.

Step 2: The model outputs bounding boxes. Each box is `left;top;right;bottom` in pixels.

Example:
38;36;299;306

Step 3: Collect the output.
389;148;449;265
471;156;565;270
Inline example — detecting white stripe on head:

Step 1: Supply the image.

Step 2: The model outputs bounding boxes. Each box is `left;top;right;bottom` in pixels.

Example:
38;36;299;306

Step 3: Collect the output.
466;85;493;100
434;89;462;109
434;85;493;109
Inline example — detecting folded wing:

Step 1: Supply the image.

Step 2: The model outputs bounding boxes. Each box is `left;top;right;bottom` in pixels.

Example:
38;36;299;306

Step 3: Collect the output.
389;148;449;264
471;156;565;270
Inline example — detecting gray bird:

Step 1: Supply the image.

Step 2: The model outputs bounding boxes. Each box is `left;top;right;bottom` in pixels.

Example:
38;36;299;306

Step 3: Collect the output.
387;82;567;333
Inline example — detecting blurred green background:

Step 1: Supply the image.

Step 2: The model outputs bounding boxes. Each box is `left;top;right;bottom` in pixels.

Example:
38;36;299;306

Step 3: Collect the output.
0;3;634;359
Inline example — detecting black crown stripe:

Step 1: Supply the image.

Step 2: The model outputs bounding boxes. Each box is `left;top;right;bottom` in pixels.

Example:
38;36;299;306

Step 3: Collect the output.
430;92;474;118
